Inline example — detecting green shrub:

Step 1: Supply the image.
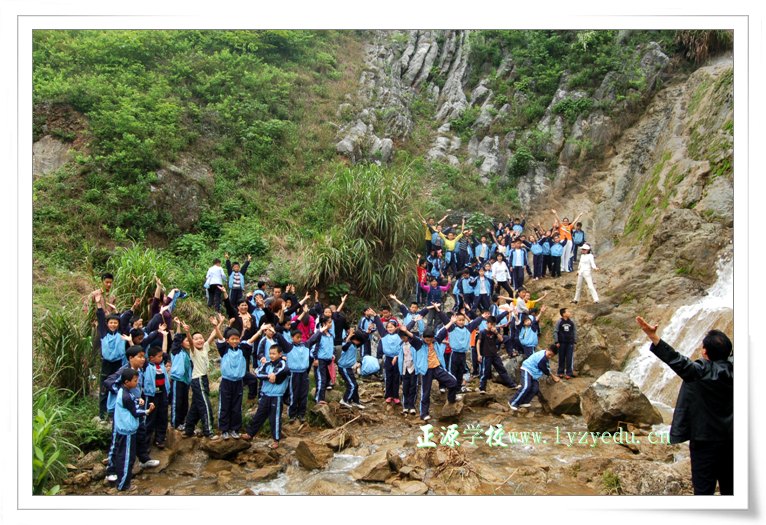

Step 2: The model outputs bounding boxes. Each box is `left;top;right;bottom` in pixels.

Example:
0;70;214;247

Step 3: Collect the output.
32;386;78;495
552;97;594;124
507;147;534;180
107;244;176;313
36;307;95;396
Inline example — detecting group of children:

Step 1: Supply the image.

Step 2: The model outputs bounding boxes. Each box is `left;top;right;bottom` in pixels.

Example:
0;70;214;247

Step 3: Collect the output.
418;209;599;307
83;210;593;491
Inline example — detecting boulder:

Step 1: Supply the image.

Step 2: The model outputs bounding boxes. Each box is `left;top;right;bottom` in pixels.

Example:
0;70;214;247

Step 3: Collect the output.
538;377;581;415
386;449;403;472
397;480;429;495
311;403;340;428
245;465;283;482
350;451;392;482
463;392;497;407
200;438;251;459
33;135;73;178
438;399;464;420
580;371;663;432
295;440;334;471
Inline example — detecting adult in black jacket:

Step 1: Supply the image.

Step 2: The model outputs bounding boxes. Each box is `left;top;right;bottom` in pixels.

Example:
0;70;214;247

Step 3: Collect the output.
636;316;733;495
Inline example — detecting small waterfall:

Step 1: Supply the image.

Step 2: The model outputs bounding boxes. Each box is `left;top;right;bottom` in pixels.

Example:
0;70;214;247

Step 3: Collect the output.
624;256;733;407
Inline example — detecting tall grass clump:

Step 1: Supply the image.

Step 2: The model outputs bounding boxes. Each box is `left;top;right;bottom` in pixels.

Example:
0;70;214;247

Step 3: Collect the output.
675;30;733;64
37;307;95;396
107;244;175;314
300;163;420;298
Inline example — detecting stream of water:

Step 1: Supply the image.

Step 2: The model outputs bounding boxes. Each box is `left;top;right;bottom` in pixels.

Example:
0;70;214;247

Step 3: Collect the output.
624;255;734;407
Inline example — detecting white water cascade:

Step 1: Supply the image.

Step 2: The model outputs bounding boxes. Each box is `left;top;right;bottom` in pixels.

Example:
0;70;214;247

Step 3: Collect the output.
623;256;734;408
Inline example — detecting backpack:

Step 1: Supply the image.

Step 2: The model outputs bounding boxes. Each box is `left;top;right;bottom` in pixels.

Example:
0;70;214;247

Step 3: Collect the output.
360;355;381;376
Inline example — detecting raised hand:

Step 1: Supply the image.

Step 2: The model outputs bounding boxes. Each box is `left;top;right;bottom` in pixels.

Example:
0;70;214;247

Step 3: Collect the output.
247;254;252;262
636;316;660;345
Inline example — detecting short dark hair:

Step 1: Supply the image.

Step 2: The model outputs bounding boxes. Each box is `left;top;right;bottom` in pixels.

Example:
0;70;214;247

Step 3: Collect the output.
270;343;282;353
560;308;567;317
238;298;249;306
148;346;164;359
106;314;120;322
225;327;241;339
126;345;145;359
120;368;138;384
129;328;144;339
486;316;497;324
576;222;582;227
257;281;266;289
410;302;419;307
548;343;559;355
290;329;302;338
232;261;240;267
703;330;732;361
101;272;114;281
213;258;221;264
423;328;435;338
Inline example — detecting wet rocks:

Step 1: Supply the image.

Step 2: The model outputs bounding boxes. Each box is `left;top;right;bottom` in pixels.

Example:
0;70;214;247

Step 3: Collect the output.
311;403;341;428
350;451;394;482
295;440;334;470
537;377;582;415
438;399;464;420
200;437;251;459
580;371;663;432
245;464;283;482
314;427;359;451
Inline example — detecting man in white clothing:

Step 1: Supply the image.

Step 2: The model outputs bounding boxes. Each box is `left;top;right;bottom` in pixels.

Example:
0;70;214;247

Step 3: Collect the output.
572;244;599;304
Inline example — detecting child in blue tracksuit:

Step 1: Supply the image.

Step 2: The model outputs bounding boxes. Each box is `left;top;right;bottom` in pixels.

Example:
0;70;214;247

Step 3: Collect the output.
529;235;544;280
395;322;423;415
539;231;552;278
214;326;252;439
242;342;290;448
111;369;155;491
169;328;192;430
308;317;335;404
97;306;133;419
549;234;565;278
509;345;560;410
509;239;528;292
374;313;405;404
437;312;484;392
518;316;539;359
338;329;365;408
143;345;170;448
572;222;586;263
280;329;311;422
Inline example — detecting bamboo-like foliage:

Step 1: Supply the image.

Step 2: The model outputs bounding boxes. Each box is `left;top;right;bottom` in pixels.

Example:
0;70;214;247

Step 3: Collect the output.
107;244;175;315
300;164;421;299
37;307;96;396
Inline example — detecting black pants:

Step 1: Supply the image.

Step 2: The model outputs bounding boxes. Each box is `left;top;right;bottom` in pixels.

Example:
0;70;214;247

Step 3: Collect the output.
557;342;575;376
449;352;467;386
229;288;244;310
383;356;401;399
288;371;309;419
425;240;433;256
185;376;213;436
207;285;223;312
470;346;480;375
496;280;513;296
479;354;517;391
314;359;332;402
244;371;259;399
112;431;137;491
542;255;550;277
99;359;122;418
401;370;418;409
145;390;169;445
445;251;457;275
689;439;734;495
420;366;458;418
472;293;491;312
338;367;360;404
218;378;243;433
246;395;283;441
550;256;562;277
533;254;545;278
512;266;525;291
171;380;189;428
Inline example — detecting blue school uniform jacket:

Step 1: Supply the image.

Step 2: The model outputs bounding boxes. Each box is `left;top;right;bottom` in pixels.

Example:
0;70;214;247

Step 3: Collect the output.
396;336;425;375
105;365;143;413
307;330;335;361
339;341;361;369
436;316;483;353
278;336;310;373
374;318;403;358
550;241;565;257
521;350;552;381
142;362;170;397
519;325;539;348
114;387;149;435
217;342;250;381
256;359;290;397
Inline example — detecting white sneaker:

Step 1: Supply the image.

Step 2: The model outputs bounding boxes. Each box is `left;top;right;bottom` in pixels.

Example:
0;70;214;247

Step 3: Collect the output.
520;403;532;408
456;394;464;401
230;431;241;439
140;459;160;468
105;474;118;482
479;390;486;394
439;388;446;393
222;432;230;440
353;403;366;410
402;408;408;415
339;399;352;408
422;415;431;422
508;401;518;411
409;409;416;415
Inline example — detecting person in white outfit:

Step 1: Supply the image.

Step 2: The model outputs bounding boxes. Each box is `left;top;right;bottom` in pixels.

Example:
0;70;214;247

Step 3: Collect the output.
572;244;599;304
